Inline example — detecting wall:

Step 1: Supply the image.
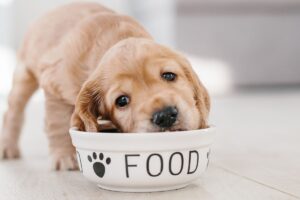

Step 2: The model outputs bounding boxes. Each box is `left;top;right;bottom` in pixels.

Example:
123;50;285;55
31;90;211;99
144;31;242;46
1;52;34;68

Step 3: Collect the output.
176;0;300;86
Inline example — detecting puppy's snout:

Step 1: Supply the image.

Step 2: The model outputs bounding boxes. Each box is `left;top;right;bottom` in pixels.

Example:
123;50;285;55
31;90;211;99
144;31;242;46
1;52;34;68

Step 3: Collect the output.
152;106;178;128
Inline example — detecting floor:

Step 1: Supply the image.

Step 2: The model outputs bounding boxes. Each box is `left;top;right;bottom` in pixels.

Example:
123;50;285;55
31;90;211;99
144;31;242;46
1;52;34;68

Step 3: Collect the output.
0;89;299;200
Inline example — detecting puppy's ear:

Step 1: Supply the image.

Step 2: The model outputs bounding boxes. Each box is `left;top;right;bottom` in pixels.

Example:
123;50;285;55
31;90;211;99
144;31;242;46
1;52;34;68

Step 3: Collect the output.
71;81;102;132
181;59;210;129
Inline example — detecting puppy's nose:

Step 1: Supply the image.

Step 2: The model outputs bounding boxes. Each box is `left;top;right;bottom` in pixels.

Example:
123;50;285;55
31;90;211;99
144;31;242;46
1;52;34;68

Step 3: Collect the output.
152;106;178;128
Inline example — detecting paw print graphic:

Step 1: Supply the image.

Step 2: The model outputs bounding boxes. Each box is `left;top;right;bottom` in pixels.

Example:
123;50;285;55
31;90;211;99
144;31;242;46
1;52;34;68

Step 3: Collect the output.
206;149;211;168
87;152;111;178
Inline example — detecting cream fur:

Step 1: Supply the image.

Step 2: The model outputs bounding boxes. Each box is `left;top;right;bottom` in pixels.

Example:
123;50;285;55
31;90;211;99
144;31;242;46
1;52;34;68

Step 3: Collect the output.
0;2;210;170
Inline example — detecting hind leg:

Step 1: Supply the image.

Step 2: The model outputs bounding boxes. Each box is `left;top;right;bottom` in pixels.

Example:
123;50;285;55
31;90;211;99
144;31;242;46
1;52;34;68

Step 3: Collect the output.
45;92;78;170
0;63;38;159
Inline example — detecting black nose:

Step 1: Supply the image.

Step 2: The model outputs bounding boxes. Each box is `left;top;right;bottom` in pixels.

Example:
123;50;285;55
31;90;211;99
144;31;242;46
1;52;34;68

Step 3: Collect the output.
152;106;178;128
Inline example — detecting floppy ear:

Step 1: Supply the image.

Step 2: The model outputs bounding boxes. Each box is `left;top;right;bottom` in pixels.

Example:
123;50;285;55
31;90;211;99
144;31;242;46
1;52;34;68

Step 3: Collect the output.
181;59;211;129
71;80;102;132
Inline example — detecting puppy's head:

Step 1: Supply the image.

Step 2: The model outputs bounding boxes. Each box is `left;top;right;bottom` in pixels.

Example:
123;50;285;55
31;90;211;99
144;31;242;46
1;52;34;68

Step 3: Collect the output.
72;38;210;133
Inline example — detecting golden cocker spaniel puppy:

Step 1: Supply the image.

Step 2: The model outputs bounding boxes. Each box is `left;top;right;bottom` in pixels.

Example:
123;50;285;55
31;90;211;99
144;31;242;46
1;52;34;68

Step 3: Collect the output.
0;2;210;170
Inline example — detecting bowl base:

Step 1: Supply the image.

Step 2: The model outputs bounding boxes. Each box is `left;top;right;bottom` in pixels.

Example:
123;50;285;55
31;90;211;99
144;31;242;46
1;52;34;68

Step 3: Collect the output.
97;183;189;193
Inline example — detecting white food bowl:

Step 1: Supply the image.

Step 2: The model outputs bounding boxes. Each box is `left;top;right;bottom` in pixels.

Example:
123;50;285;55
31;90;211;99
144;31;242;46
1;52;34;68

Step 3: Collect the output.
69;126;216;192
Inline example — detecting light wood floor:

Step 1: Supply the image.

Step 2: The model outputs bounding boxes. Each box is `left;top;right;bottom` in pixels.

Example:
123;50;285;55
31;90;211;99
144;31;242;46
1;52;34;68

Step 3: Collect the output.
0;89;299;200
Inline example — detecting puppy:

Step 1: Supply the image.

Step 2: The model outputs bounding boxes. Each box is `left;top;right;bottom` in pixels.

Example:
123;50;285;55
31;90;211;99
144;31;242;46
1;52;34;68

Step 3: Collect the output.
0;2;210;170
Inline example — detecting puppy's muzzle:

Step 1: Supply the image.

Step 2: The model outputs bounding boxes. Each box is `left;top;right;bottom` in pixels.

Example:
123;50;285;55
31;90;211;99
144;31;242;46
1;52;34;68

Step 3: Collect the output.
152;106;178;128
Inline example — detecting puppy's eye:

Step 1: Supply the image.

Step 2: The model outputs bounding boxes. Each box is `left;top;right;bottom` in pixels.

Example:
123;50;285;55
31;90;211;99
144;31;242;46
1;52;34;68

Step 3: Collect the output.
115;95;130;108
162;72;177;81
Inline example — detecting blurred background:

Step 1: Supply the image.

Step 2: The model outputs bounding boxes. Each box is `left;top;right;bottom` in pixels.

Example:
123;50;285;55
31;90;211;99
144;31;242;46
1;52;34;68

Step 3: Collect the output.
1;0;300;96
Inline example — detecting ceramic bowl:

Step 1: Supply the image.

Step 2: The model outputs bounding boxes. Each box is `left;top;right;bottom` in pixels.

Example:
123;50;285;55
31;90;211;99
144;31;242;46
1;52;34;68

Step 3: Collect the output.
69;126;216;192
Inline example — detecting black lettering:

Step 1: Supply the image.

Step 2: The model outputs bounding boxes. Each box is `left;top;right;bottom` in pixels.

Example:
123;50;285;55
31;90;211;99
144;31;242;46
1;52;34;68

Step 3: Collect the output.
146;153;163;177
125;154;140;178
169;152;184;175
187;150;199;174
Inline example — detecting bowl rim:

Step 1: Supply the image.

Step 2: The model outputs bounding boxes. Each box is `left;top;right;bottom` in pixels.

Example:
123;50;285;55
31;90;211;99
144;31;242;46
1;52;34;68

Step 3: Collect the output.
69;125;216;136
69;126;216;152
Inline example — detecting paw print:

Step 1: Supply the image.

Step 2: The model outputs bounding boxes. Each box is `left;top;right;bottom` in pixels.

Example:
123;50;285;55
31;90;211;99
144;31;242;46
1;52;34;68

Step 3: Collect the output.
206;149;211;168
87;152;111;178
76;151;83;172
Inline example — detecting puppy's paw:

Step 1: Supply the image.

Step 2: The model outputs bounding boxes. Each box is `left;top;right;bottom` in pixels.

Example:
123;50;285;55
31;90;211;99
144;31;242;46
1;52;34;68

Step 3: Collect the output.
0;139;20;159
51;150;78;171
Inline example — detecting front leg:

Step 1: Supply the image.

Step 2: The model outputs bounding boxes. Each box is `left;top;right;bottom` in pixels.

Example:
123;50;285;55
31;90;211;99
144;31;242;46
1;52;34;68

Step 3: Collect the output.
45;93;78;170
